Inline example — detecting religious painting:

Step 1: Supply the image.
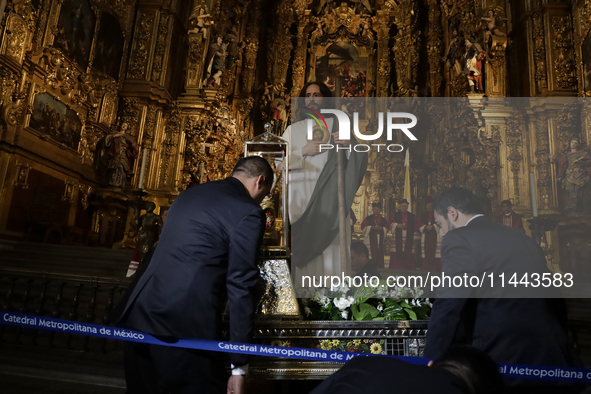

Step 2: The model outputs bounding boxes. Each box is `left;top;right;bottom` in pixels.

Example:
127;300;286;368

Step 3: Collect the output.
583;29;591;92
29;93;82;150
54;0;96;70
314;41;368;98
93;13;124;80
308;124;330;143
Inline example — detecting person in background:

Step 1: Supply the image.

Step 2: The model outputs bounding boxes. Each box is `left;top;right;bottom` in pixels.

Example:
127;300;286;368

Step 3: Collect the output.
388;199;419;270
360;203;388;269
350;242;381;279
495;199;524;231
417;196;442;272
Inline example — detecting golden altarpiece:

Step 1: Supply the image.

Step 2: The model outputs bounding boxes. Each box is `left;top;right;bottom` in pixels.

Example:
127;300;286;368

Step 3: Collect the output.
1;0;591;380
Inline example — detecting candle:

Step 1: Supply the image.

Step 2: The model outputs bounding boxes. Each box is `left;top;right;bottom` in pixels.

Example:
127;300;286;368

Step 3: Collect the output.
138;147;148;190
530;172;538;217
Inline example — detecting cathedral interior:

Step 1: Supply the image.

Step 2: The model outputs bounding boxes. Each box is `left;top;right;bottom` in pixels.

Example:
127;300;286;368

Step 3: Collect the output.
1;0;591;392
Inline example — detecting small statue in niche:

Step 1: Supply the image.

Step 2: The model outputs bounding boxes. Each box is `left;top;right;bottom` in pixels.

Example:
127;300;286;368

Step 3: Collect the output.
557;138;591;213
481;9;506;44
262;81;274;104
132;201;163;261
464;36;485;93
444;29;466;76
188;6;211;39
204;36;226;83
94;122;139;188
310;19;325;43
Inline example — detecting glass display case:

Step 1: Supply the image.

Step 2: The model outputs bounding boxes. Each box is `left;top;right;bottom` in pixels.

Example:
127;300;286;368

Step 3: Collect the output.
244;123;289;248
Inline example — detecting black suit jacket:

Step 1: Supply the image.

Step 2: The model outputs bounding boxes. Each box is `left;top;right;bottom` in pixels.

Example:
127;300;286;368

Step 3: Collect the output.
355;261;382;280
310;356;470;394
117;177;265;366
425;216;579;370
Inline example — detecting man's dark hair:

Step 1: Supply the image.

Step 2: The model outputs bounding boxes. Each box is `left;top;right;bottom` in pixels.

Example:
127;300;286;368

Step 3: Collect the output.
433;345;504;394
232;156;274;186
501;199;512;207
350;242;369;260
434;187;482;219
298;81;333;98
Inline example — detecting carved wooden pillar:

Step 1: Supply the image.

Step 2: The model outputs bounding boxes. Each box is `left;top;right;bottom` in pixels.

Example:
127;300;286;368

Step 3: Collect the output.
426;0;443;97
240;0;262;95
375;10;394;98
531;5;549;95
291;10;311;95
533;114;555;213
392;0;420;96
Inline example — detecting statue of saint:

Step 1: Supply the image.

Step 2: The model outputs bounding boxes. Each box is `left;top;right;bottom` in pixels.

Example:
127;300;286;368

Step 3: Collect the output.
102;122;139;188
464;36;485;93
557;138;591;213
134;201;163;261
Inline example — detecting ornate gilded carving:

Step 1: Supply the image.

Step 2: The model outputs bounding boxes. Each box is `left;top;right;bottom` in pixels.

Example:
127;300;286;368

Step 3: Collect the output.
505;117;525;206
186;33;206;88
151;14;169;83
78;184;94;210
4;80;30;127
535;115;552;211
3;12;33;64
12;160;31;189
127;11;154;79
551;15;577;90
118;97;141;135
532;11;548;93
427;0;443;96
392;2;421;97
99;92;118;126
160;106;181;187
374;10;394;97
62;179;76;203
573;0;591;96
291;11;309;95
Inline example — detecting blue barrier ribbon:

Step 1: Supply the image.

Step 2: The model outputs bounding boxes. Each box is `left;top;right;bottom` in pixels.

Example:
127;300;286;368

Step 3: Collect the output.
2;311;590;384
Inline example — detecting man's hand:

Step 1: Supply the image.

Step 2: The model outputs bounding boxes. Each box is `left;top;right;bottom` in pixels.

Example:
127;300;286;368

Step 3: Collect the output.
426;225;434;231
227;375;245;394
302;141;324;157
332;132;350;147
397;223;405;229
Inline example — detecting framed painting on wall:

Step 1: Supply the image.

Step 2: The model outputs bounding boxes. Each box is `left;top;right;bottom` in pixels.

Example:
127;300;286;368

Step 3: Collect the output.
310;41;369;98
29;93;83;151
93;13;124;80
53;0;96;70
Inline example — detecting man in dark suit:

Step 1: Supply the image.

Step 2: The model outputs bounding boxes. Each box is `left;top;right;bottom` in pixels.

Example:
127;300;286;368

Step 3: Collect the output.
350;242;381;280
310;345;503;394
425;187;580;389
116;156;273;394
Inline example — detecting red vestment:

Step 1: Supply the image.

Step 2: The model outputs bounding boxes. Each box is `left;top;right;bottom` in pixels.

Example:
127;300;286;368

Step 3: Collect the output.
495;211;524;230
388;211;419;271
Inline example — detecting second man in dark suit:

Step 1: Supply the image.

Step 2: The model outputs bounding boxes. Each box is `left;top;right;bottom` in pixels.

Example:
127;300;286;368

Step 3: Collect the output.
425;187;580;388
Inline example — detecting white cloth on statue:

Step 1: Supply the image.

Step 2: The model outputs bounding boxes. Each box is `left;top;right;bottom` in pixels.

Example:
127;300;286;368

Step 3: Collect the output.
282;118;351;287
